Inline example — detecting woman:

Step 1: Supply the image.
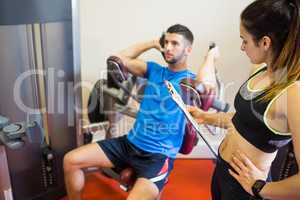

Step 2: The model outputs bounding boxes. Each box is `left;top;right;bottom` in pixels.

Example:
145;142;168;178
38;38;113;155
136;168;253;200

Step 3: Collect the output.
188;0;300;199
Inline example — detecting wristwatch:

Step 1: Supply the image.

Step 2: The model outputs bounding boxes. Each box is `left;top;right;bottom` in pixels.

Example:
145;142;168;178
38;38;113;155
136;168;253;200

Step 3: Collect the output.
251;179;266;199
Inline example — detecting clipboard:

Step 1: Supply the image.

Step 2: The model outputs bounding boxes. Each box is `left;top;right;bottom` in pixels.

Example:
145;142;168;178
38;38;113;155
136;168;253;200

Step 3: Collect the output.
164;80;218;157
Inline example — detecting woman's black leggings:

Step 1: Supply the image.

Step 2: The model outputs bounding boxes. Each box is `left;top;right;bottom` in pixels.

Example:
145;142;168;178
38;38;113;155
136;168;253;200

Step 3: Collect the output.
211;153;269;200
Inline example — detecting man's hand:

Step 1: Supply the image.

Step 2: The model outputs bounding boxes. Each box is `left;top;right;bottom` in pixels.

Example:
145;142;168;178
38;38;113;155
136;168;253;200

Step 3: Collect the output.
153;39;164;52
207;45;220;62
196;81;216;95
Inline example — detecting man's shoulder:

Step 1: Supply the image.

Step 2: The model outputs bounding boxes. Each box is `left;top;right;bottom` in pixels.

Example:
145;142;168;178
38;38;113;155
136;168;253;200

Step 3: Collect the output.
147;61;164;68
182;69;196;79
146;61;166;75
186;70;196;77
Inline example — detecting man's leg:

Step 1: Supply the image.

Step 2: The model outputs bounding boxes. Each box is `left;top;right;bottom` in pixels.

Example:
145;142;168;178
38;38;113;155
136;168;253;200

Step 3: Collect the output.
127;178;159;200
126;153;174;200
63;143;114;200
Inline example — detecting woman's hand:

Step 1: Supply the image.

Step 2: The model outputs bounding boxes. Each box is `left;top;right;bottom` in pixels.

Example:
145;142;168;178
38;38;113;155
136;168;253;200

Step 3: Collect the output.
228;150;267;196
187;105;206;124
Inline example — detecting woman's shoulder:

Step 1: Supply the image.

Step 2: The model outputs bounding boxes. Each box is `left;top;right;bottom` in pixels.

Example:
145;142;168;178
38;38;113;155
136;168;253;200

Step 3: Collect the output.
285;82;300;110
287;81;300;94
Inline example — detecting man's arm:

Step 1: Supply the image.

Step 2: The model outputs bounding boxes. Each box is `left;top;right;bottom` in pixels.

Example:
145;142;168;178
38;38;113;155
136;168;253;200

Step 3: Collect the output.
113;39;162;77
195;46;220;90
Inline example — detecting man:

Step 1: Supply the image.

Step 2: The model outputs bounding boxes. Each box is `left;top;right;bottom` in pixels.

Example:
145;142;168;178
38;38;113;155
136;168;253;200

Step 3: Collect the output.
63;24;219;200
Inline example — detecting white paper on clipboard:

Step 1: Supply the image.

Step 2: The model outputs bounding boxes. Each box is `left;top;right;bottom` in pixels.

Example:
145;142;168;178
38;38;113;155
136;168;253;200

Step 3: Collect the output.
164;80;217;157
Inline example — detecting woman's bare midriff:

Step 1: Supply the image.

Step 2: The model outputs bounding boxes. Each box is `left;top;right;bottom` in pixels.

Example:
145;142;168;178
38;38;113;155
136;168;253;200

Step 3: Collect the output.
219;127;278;176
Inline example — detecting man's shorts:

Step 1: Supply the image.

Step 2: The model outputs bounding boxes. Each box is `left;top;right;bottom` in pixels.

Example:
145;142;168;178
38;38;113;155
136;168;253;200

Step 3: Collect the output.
97;135;174;192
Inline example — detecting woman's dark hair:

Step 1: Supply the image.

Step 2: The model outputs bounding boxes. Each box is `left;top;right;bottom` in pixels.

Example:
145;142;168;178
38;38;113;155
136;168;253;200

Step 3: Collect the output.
241;0;300;101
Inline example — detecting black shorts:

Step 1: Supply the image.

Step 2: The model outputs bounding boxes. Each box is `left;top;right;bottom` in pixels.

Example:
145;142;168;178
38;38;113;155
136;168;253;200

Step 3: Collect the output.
97;135;174;192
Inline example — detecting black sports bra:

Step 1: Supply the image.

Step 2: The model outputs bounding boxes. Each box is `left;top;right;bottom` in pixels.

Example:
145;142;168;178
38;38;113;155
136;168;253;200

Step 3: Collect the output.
232;67;291;153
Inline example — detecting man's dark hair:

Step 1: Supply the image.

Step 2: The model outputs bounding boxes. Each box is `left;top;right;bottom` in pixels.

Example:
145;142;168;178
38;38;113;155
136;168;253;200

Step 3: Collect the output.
166;24;194;45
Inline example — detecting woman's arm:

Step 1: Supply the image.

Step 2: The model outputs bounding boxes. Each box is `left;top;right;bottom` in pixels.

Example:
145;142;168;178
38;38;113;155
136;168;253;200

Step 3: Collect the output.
187;106;235;129
259;82;300;200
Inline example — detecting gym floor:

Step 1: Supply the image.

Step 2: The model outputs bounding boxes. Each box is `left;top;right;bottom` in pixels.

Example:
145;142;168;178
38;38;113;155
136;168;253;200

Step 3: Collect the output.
60;159;214;200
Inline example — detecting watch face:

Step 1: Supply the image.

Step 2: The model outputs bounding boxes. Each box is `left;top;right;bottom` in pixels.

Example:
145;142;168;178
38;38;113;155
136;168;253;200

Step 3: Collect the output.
252;179;266;198
254;180;265;188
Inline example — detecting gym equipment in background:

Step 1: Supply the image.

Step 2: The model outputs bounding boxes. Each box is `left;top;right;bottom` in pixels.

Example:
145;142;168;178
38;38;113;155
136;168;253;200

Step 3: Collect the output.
0;115;41;150
0;1;81;199
271;141;298;181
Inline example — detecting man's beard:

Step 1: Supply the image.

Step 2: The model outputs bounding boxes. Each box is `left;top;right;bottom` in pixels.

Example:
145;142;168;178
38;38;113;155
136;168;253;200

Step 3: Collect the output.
165;57;178;64
163;52;185;65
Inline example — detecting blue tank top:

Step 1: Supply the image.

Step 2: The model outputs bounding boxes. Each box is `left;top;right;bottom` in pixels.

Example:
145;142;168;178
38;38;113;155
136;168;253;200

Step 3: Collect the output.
232;67;291;153
127;61;195;158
